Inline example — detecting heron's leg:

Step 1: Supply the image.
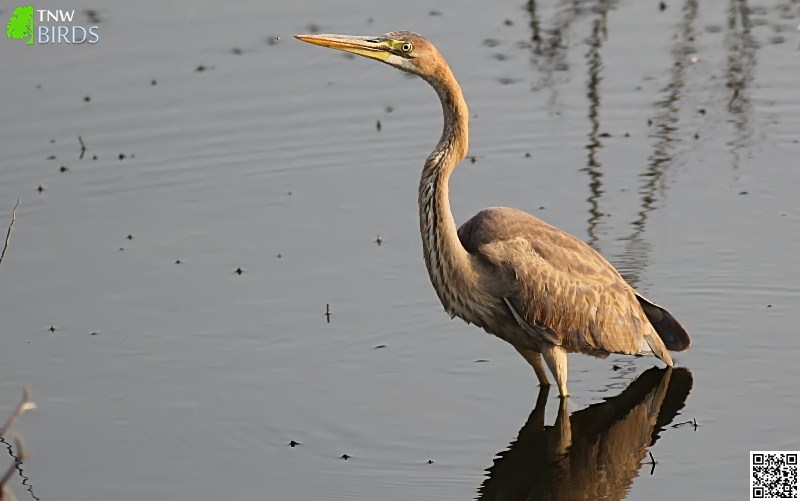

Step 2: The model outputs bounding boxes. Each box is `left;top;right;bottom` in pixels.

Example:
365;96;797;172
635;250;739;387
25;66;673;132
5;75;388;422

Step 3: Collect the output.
541;344;569;398
515;347;550;387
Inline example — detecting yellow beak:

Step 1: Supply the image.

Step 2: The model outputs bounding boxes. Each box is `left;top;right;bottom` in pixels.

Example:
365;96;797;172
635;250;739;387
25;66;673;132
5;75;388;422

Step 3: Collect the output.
295;34;391;62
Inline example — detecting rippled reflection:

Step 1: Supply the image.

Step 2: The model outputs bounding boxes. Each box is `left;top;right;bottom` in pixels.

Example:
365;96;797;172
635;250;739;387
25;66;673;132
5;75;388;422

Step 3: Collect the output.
476;367;693;501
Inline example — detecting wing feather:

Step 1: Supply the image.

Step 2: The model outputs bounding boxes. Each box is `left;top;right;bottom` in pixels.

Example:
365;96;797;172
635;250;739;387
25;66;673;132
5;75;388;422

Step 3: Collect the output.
460;207;674;361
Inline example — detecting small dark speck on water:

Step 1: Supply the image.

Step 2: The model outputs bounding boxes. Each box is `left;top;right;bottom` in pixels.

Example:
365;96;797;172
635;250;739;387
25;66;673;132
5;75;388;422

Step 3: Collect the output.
340;454;350;460
196;65;207;72
470;156;476;164
376;119;381;131
47;155;56;160
126;234;134;240
151;79;157;86
288;440;300;447
624;132;630;137
613;364;621;371
503;19;513;26
659;1;667;11
175;259;182;264
538;206;546;210
385;106;394;113
90;332;98;336
36;185;44;193
267;36;280;46
429;10;441;16
375;234;383;246
231;47;243;55
287;191;292;195
739;191;748;195
474;359;490;363
599;132;611;138
119;247;124;251
84;95;91;102
119;153;126;160
92;155;98;161
235;267;244;275
48;326;56;333
427;459;435;464
647;118;653;126
50;138;56;144
698;108;706;115
373;344;387;349
60;165;69;173
767;304;773;308
276;253;282;259
524;152;531;158
695;132;700;139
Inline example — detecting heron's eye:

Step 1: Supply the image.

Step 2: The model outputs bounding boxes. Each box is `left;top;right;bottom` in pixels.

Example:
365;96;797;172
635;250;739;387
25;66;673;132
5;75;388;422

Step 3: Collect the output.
401;42;413;53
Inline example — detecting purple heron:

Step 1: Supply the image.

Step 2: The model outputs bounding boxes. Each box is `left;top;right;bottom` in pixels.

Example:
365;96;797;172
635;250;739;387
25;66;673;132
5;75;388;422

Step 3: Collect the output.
295;32;691;397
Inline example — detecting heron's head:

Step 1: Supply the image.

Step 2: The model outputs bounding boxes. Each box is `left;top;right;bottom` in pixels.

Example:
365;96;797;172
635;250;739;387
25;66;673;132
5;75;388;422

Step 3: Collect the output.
295;31;444;80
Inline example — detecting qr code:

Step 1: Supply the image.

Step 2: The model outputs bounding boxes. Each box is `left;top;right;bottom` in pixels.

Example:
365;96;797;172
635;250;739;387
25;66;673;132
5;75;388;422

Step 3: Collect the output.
751;451;798;500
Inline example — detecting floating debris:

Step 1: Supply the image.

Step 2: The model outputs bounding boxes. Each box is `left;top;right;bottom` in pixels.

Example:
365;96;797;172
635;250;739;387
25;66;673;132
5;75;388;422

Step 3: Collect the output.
738;191;748;195
375;234;383;246
78;135;86;159
474;359;490;363
340;453;350;460
373;344;387;349
671;417;699;430
288;440;300;447
427;459;434;464
376;119;381;131
324;304;332;323
235;267;244;275
48;326;56;333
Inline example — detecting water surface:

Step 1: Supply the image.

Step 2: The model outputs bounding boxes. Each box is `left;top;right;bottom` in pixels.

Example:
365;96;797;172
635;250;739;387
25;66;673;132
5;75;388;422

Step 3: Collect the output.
1;1;799;500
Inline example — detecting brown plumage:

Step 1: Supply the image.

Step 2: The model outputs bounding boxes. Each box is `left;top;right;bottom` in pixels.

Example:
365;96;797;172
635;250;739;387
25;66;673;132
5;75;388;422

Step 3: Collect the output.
296;31;691;397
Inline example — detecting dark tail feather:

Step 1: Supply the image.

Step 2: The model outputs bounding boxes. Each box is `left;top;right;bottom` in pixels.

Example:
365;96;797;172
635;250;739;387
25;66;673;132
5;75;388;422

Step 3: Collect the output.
636;294;692;351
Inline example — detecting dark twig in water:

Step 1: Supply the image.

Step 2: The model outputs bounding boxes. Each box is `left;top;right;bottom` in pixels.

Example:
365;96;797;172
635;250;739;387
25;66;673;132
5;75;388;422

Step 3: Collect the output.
0;200;19;266
78;135;86;160
671;417;699;430
643;450;658;475
324;304;332;323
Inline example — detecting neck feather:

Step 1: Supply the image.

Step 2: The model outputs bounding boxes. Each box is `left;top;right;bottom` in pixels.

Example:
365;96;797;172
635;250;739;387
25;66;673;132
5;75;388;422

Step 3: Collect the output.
417;64;476;315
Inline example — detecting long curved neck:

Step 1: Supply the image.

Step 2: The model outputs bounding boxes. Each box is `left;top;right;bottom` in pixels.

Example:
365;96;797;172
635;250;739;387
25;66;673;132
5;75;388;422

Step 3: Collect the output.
418;64;477;313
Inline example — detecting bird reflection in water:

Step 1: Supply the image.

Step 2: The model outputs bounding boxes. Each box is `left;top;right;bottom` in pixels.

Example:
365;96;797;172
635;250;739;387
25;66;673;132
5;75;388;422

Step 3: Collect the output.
476;367;693;501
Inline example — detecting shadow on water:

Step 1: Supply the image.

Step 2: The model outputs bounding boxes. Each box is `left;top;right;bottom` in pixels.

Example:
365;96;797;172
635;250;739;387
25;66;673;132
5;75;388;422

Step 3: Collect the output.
725;0;757;170
476;367;693;501
582;2;609;249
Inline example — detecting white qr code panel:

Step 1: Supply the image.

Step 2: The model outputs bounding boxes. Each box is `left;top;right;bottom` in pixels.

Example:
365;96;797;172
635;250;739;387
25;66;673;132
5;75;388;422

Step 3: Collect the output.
751;451;799;500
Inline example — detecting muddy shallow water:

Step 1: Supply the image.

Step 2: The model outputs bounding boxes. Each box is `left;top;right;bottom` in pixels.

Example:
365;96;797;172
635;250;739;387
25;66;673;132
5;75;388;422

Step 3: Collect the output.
1;1;799;500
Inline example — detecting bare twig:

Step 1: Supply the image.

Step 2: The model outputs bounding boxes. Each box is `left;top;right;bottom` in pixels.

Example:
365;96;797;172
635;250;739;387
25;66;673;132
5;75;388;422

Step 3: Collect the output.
0;389;36;439
0;200;19;266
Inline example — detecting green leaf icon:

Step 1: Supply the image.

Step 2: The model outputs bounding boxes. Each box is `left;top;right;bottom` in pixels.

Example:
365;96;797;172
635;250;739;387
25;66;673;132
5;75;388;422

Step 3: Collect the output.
7;5;34;45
